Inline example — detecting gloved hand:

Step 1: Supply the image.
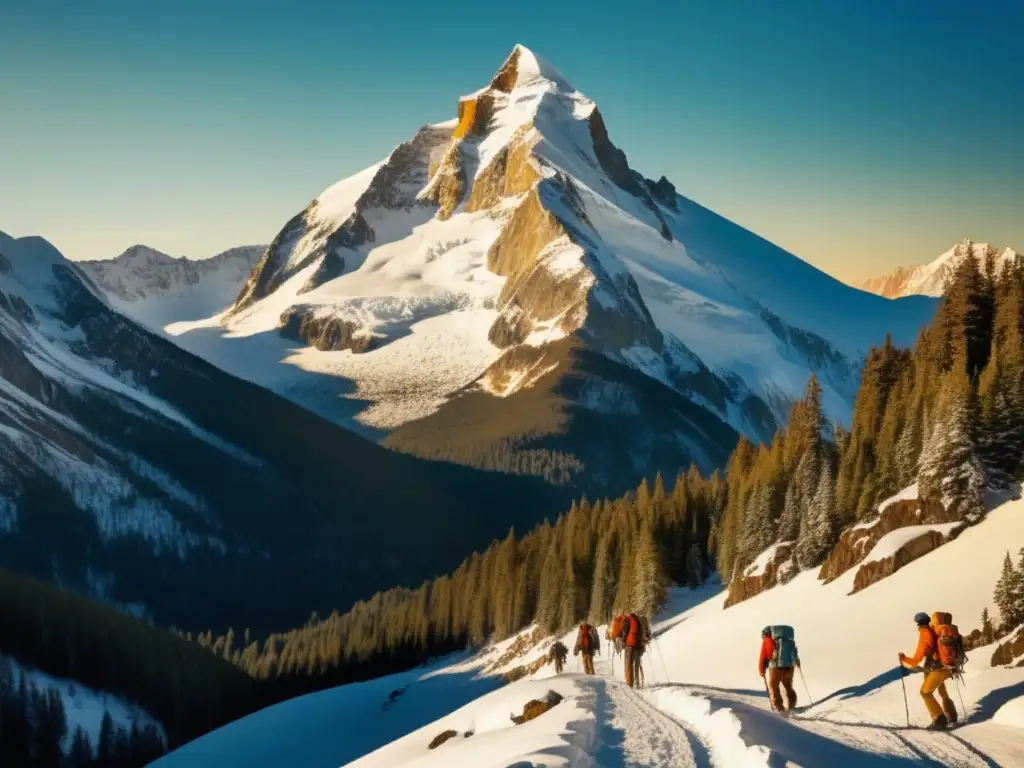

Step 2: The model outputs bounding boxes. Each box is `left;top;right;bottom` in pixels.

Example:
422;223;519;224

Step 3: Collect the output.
795;659;801;668
898;652;907;663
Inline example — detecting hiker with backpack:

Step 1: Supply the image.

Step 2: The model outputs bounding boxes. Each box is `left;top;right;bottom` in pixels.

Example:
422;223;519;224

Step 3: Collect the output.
617;613;649;688
574;622;600;675
548;641;569;674
899;611;962;730
758;625;800;714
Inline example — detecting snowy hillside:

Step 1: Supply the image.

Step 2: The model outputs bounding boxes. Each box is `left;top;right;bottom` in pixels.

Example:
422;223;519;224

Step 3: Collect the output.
4;655;165;755
77;244;264;330
156;489;1024;767
158;44;935;491
859;239;1020;298
0;230;565;632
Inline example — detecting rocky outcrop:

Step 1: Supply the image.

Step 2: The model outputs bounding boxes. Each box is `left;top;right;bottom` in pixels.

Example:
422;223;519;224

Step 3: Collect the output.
278;306;373;353
510;690;563;724
587;109;672;240
423;142;466;220
466;125;540;213
991;627;1024;667
851;529;950;593
725;542;795;608
645;176;679;211
233;210;311;312
818;495;963;593
362;124;454;210
427;730;458;750
454;91;497;139
490;46;521;92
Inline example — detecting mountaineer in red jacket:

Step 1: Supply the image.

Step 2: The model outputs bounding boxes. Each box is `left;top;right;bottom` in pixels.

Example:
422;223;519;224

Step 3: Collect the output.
759;626;800;714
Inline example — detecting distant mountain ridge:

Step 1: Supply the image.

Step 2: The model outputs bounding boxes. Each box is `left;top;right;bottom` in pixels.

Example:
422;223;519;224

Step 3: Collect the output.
77;244;264;329
0;230;565;633
858;239;1020;298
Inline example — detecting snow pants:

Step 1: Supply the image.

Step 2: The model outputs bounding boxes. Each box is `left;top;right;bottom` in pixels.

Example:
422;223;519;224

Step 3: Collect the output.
581;652;595;675
921;668;957;723
624;646;643;688
768;667;797;711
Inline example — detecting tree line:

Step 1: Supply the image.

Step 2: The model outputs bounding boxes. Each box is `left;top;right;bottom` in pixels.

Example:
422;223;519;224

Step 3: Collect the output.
0;566;258;763
0;657;164;767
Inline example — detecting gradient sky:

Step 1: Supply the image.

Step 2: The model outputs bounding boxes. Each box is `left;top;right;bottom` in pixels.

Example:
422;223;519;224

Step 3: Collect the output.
1;1;1021;282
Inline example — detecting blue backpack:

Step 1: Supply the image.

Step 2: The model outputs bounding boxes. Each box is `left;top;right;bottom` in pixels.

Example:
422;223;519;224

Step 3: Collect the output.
770;625;799;668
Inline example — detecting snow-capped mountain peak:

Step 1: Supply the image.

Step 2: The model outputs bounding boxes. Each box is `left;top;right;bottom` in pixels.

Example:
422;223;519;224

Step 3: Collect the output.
859;238;1020;298
98;46;937;493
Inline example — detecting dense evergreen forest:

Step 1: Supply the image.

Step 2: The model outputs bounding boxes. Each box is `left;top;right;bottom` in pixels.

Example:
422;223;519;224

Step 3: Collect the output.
0;567;258;765
196;244;1024;702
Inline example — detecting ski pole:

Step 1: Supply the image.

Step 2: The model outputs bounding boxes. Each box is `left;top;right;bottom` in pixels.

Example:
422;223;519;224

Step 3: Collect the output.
898;657;910;727
798;665;815;707
953;675;967;721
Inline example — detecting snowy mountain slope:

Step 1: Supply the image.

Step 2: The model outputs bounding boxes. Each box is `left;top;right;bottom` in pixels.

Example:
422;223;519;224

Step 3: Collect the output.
77;244;264;330
156;489;1024;768
859;239;1020;298
4;655;165;755
0;230;566;632
159;45;935;493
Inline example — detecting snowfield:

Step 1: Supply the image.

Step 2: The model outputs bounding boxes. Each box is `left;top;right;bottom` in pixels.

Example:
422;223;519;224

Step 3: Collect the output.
158;490;1024;767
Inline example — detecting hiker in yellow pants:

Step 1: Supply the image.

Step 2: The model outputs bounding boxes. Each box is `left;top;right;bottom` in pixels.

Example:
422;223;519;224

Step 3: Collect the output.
900;612;957;730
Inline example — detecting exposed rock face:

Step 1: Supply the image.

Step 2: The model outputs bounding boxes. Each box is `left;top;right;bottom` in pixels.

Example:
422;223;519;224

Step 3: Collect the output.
453;92;497;139
724;543;795;608
362;123;454;210
489;46;521;92
423;142;466;220
818;496;961;588
278;306;373;353
850;530;951;593
233;210;312;311
991;627;1024;667
466;125;539;212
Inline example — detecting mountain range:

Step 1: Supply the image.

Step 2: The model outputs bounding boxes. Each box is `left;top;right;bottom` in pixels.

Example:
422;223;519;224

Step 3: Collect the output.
0;230;563;633
858;239;1020;298
87;45;936;494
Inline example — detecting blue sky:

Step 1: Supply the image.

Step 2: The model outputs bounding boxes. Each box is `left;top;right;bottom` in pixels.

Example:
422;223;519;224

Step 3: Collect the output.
1;0;1021;281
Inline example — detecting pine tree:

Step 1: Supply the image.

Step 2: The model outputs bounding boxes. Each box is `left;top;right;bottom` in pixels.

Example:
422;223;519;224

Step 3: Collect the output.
739;484;774;566
980;607;996;644
558;535;581;631
98;710;116;764
536;539;562;633
994;551;1017;632
797;461;837;568
67;727;92;768
633;521;667;618
588;533;615;624
1012;547;1024;630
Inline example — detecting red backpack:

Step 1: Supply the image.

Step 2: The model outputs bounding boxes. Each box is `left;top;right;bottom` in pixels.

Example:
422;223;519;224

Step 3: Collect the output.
578;623;593;650
932;612;966;671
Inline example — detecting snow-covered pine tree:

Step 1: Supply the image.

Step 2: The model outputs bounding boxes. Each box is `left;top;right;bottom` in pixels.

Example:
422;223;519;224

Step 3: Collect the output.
739;483;775;566
684;541;705;588
994;551;1017;632
1012;547;1024;630
796;461;837;568
558;535;580;631
918;368;986;521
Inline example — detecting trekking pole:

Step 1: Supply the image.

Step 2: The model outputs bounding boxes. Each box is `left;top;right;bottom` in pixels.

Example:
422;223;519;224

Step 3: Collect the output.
953;674;967;721
898;657;910;727
798;665;815;707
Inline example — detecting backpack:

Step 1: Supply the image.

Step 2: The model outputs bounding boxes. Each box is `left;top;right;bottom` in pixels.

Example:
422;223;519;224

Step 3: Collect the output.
625;613;649;648
588;626;601;654
608;615;625;642
578;623;592;651
770;625;798;668
932;612;967;672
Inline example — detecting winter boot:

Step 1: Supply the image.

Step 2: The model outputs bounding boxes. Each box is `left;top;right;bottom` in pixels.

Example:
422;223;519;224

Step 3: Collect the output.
926;714;948;731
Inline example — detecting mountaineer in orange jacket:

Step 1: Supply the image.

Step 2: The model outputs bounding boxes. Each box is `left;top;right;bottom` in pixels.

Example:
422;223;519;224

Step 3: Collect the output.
899;612;957;729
